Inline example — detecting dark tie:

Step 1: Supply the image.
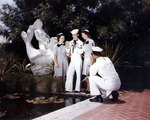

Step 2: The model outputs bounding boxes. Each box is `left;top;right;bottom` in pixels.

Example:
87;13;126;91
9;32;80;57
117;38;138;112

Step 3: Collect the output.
57;43;65;47
73;40;76;45
84;41;89;44
72;40;77;53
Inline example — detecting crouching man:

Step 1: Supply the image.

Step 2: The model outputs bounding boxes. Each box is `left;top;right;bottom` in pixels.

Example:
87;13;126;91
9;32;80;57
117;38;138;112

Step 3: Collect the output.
89;46;121;103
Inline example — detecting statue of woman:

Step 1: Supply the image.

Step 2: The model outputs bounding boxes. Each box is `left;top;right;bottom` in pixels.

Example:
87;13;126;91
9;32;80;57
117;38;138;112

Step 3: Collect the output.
21;19;57;75
33;19;51;50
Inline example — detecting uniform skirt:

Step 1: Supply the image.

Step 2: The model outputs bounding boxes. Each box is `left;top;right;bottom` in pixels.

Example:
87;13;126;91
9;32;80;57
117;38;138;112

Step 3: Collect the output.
82;57;91;75
54;57;68;77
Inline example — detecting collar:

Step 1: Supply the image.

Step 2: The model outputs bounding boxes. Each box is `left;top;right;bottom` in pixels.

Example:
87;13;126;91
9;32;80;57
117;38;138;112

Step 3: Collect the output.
57;43;65;47
84;41;89;44
96;57;102;62
96;57;109;62
73;39;79;42
73;39;79;45
84;39;89;44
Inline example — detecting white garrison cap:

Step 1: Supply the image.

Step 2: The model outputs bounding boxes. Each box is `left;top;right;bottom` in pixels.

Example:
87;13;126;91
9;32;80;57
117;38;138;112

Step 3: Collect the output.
71;29;79;34
92;46;103;52
82;29;89;33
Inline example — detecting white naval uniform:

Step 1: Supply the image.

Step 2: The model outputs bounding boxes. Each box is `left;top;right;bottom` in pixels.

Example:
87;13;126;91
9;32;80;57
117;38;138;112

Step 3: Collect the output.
89;57;121;98
82;38;95;75
65;39;83;91
53;43;68;76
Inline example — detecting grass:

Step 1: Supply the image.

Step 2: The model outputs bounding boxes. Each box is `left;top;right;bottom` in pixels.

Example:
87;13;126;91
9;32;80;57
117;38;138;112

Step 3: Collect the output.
13;57;28;72
0;52;17;81
101;41;126;66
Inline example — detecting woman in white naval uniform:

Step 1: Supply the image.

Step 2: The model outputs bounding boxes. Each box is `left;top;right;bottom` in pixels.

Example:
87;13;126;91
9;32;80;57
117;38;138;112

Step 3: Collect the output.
54;33;68;91
65;29;83;92
82;29;95;76
89;46;121;102
81;30;95;92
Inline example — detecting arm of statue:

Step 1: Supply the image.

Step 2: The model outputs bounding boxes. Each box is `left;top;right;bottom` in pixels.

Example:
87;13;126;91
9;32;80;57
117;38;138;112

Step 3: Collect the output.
27;25;34;40
21;31;28;43
34;29;47;44
34;29;49;50
21;25;34;43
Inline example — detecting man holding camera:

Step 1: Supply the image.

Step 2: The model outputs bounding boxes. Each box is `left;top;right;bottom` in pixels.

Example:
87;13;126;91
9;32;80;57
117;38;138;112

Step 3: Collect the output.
89;46;121;102
65;29;83;92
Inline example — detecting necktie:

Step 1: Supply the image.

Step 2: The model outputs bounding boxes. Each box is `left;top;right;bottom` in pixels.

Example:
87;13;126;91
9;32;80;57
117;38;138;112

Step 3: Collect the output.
73;40;76;45
84;41;89;44
57;43;65;47
72;40;77;53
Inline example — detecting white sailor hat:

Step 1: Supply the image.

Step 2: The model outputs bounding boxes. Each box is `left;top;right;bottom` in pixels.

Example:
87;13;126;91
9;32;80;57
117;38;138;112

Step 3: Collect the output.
71;29;79;34
57;33;64;37
82;29;89;33
92;46;103;52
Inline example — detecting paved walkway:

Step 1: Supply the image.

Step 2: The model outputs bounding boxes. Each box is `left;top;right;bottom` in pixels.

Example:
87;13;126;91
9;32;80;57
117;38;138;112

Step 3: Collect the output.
33;89;150;120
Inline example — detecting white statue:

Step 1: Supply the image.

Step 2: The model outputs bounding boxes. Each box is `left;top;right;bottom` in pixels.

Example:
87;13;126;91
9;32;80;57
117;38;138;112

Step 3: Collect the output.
21;19;57;75
0;35;9;44
34;19;50;50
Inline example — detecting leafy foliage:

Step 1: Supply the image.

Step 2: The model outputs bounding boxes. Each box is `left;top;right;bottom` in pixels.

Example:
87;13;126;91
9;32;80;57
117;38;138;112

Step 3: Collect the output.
0;52;17;81
0;47;30;81
0;0;150;66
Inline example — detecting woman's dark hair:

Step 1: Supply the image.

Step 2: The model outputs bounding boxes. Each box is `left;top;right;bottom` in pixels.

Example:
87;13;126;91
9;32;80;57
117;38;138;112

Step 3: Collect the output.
81;30;91;38
57;33;65;41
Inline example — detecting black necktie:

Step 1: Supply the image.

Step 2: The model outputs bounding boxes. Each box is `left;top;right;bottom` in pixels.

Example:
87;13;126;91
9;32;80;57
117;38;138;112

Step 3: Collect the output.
84;41;89;44
72;40;77;53
73;40;76;45
57;43;65;47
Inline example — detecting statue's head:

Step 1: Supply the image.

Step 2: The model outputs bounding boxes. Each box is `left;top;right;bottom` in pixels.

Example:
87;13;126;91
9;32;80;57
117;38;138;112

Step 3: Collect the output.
33;19;43;29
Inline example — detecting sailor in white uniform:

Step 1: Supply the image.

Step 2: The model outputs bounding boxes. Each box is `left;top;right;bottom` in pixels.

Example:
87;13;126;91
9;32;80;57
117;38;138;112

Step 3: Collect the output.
65;29;83;92
89;46;121;102
82;29;95;76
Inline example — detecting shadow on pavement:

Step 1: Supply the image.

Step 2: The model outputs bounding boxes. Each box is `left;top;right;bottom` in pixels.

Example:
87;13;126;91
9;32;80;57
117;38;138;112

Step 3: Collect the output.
103;99;126;104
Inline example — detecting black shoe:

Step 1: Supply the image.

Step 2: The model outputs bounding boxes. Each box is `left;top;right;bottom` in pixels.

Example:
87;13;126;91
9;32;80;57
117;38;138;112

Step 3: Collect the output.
86;91;90;94
89;95;103;103
111;91;119;101
74;91;80;93
65;91;71;93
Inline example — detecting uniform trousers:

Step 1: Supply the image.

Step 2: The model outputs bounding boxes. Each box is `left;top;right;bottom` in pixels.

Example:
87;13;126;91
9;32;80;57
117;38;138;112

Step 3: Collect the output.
89;76;121;98
65;55;82;91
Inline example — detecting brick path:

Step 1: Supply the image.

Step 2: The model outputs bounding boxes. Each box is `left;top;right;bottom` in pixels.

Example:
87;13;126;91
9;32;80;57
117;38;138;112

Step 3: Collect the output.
73;89;150;120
